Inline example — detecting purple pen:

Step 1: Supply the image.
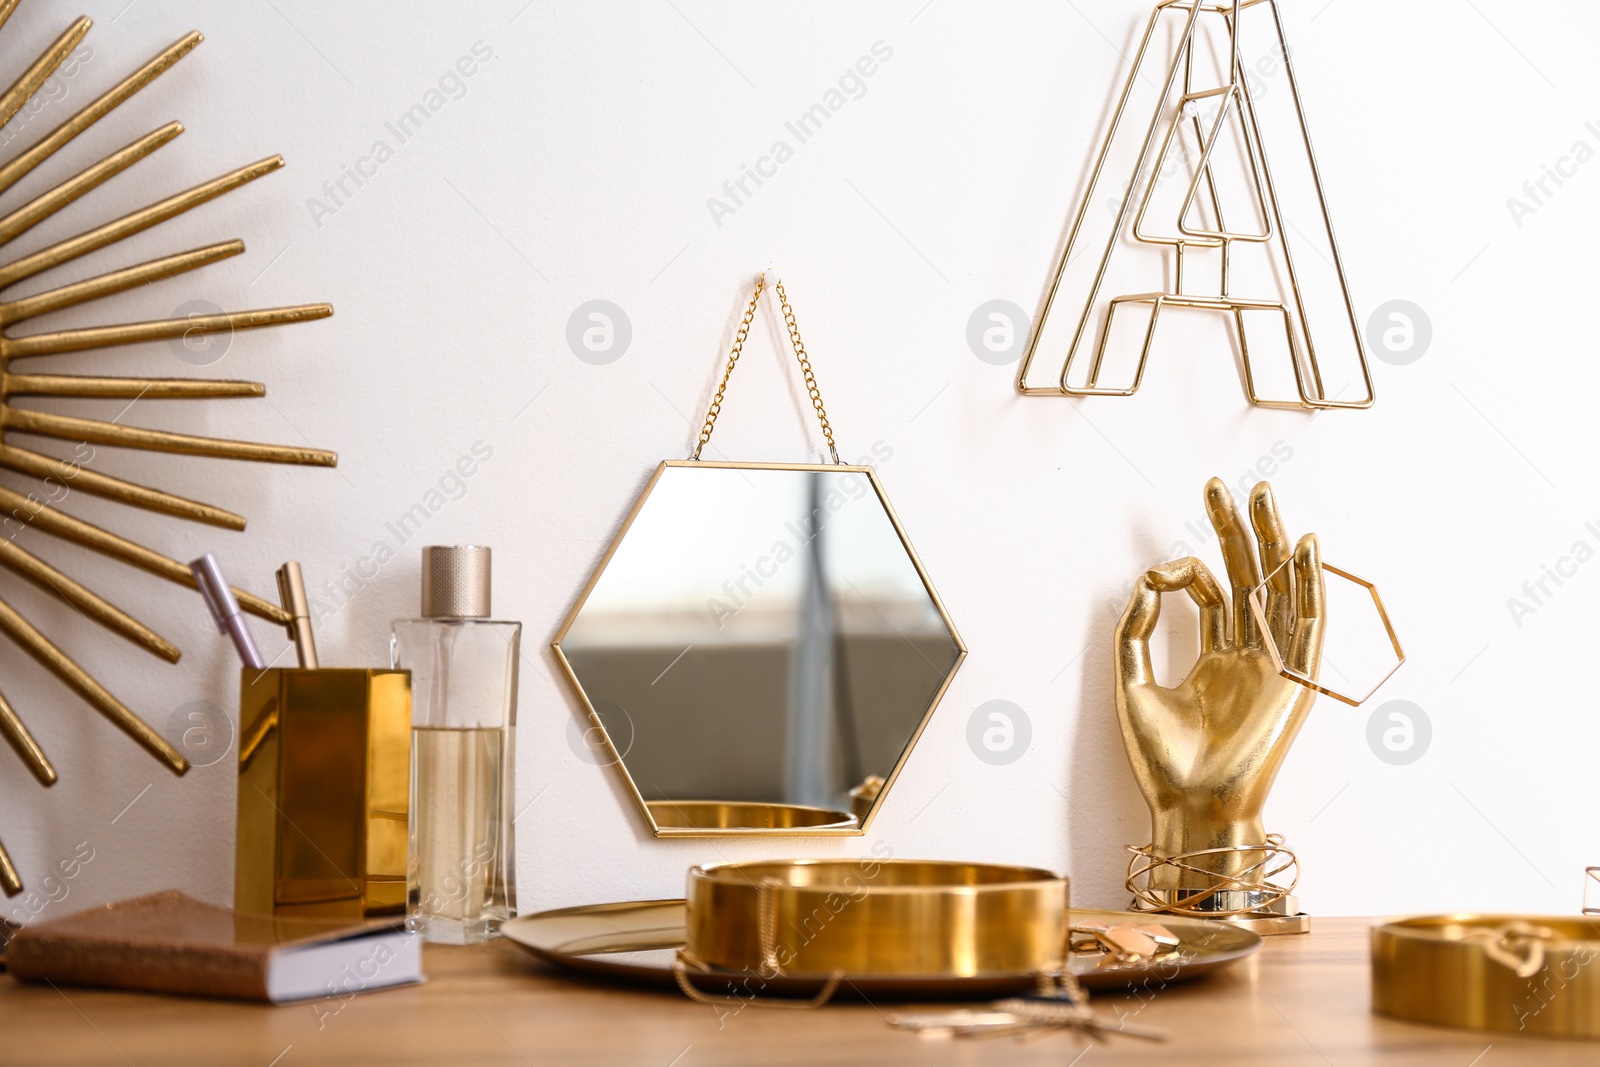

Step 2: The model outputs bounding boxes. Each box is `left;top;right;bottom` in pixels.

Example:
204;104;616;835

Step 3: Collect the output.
190;553;266;669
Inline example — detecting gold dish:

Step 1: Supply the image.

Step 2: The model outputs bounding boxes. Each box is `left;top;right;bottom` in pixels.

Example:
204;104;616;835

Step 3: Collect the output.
685;859;1066;978
502;899;1261;998
645;802;856;832
1372;915;1600;1040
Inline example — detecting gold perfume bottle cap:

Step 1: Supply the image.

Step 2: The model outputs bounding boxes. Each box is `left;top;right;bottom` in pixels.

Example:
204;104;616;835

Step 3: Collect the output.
421;545;491;618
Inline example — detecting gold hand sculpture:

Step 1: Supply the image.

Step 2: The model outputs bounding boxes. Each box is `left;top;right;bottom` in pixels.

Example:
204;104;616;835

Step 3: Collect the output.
1114;478;1323;927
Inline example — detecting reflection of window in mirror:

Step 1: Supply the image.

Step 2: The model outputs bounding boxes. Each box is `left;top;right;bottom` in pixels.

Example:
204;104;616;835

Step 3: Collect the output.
559;466;962;823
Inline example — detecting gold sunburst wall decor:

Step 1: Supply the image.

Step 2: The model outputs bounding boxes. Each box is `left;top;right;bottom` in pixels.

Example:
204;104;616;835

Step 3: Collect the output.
0;3;336;896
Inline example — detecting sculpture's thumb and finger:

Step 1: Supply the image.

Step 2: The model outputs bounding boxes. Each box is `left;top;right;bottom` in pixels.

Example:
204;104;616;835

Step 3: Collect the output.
1115;556;1229;694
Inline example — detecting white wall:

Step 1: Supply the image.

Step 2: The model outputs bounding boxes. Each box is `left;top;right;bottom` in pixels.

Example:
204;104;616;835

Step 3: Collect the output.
3;0;1596;926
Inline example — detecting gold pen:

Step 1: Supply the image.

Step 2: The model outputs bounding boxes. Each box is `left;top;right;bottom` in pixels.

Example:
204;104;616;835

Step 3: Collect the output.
275;562;319;669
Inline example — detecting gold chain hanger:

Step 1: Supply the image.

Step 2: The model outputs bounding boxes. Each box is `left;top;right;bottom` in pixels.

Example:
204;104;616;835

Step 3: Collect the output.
691;270;841;465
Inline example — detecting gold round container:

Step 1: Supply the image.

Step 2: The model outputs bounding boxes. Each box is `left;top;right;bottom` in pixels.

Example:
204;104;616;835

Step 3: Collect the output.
1372;915;1600;1040
684;859;1068;979
645;801;857;831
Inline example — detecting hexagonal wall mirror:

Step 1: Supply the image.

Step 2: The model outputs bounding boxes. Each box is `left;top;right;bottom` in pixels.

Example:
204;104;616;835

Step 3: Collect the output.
554;461;965;835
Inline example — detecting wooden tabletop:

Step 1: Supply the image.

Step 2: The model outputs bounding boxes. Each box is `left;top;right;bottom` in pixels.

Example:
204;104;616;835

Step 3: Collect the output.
0;917;1591;1065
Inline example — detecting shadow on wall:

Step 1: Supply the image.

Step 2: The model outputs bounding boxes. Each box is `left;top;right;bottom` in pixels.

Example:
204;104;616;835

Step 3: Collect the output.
1066;590;1149;909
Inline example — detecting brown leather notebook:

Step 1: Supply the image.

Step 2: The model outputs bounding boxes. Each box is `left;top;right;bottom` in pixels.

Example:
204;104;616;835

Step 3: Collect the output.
7;890;421;1003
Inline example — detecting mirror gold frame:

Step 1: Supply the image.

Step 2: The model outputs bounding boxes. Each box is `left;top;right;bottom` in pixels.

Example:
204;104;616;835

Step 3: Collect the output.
552;460;966;837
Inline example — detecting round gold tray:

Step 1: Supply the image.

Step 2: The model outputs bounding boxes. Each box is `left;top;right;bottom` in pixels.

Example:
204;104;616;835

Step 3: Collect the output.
1372;915;1600;1040
503;899;1261;998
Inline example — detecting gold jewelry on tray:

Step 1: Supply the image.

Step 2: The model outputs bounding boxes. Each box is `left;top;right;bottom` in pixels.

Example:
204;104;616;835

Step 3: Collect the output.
1371;915;1600;1039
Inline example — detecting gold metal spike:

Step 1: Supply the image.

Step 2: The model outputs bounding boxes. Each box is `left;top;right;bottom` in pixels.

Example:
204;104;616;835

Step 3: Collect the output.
0;7;335;895
0;30;201;197
2;374;265;399
0;122;183;247
2;407;336;465
0;536;180;661
0;487;290;624
0;593;187;774
0;686;55;786
1;240;244;325
0;837;20;897
0;17;90;131
3;303;331;358
0;155;284;289
0;444;246;529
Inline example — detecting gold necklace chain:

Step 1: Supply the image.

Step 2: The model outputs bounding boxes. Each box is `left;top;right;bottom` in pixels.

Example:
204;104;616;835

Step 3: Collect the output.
692;272;841;464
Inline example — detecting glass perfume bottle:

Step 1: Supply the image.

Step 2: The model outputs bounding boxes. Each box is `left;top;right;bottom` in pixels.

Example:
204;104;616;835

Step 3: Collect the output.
391;545;520;944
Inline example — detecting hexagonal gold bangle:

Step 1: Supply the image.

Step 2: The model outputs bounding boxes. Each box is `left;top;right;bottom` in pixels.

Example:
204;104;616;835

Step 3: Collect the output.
1246;558;1404;707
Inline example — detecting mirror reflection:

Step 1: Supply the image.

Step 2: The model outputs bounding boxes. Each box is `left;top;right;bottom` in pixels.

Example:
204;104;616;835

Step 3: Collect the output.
556;464;964;832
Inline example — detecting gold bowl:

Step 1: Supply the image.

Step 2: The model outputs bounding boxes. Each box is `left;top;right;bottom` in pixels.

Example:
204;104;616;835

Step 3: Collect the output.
684;859;1068;979
1372;915;1600;1040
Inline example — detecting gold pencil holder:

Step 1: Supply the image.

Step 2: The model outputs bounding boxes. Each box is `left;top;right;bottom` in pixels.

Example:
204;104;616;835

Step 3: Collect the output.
683;859;1068;979
1372;915;1600;1040
234;669;412;920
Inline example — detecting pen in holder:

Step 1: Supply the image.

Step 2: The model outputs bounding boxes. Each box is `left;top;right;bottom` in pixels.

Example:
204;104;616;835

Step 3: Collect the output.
234;668;412;919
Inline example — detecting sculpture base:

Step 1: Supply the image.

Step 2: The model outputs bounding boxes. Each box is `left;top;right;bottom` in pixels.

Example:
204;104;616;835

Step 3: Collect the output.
1217;911;1310;936
1133;890;1310;936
